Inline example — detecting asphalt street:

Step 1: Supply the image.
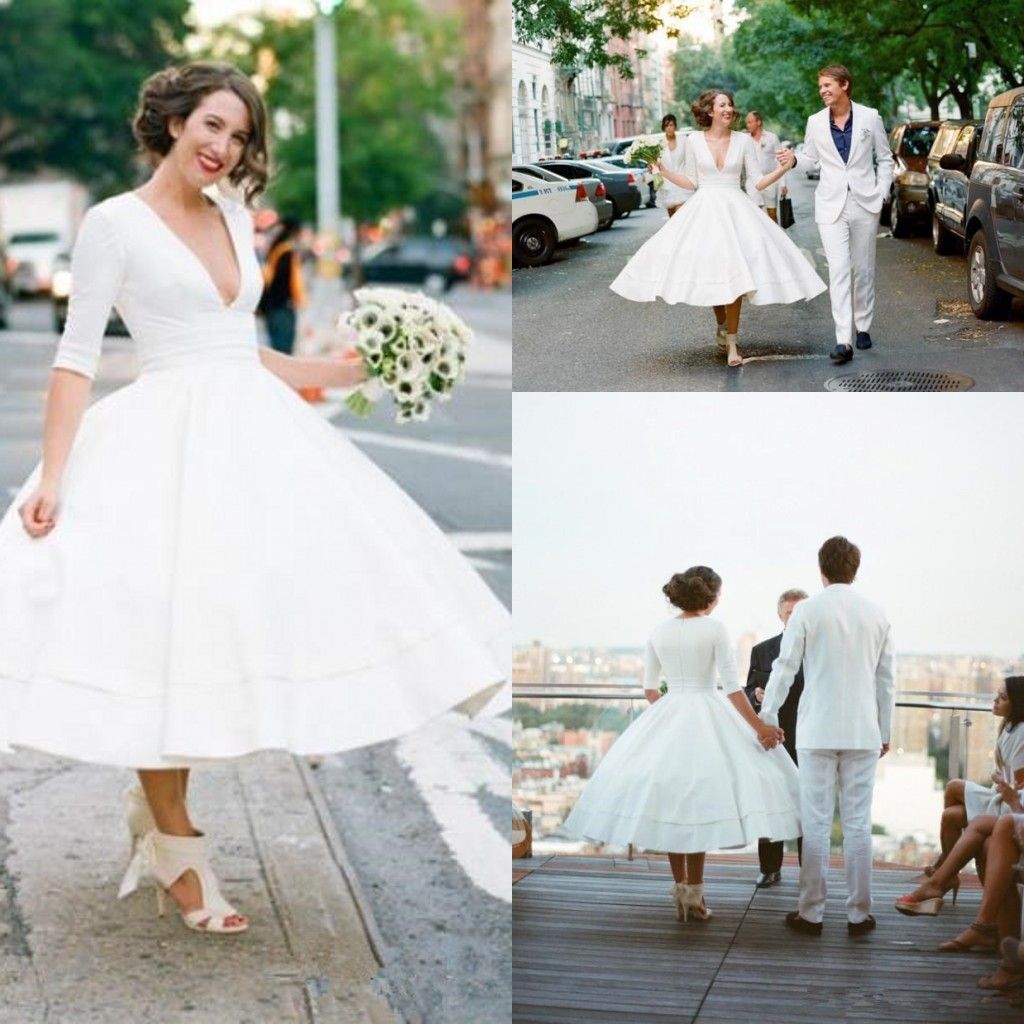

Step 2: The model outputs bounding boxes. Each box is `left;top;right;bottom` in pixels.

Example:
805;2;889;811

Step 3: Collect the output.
0;282;511;1023
513;170;1024;391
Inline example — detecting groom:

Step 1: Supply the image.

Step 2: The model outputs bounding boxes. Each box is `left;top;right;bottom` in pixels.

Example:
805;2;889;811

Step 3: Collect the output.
759;537;895;937
778;65;894;364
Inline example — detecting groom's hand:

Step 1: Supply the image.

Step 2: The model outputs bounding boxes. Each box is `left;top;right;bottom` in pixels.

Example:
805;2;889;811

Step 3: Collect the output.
777;148;795;170
880;743;891;757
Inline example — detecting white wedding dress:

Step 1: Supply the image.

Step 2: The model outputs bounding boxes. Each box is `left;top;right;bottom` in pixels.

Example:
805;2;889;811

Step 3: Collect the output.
0;188;509;768
564;616;801;851
610;132;827;306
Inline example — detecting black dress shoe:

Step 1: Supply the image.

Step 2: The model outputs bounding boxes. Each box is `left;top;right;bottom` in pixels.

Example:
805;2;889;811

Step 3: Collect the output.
830;344;854;364
855;331;873;349
755;871;782;888
847;915;876;936
784;911;822;935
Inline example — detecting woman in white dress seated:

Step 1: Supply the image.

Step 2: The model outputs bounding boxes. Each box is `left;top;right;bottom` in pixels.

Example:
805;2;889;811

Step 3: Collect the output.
563;567;801;922
610;89;826;368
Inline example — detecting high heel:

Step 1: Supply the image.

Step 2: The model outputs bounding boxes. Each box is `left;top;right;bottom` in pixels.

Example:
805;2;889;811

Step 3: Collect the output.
726;334;742;368
715;323;728;351
684;882;712;922
673;882;689;921
123;831;249;934
125;784;156;851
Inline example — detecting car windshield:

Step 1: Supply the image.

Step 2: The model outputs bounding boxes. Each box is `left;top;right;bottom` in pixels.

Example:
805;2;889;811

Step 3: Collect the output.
902;126;937;157
10;231;60;245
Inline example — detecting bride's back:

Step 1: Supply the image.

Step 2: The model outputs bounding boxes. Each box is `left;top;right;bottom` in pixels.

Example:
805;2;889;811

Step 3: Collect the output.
648;616;731;691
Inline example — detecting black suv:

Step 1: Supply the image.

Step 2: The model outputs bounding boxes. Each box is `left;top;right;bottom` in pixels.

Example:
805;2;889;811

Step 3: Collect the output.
927;119;983;254
963;87;1024;319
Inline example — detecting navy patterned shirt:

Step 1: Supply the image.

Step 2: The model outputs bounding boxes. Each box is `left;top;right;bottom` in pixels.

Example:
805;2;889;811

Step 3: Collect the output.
830;108;853;163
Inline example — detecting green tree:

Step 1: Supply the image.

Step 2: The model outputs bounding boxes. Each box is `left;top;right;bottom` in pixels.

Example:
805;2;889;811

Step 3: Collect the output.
210;0;457;273
0;0;190;195
513;0;694;77
672;36;745;124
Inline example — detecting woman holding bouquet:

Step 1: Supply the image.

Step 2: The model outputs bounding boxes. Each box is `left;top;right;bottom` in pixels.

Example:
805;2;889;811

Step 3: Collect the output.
0;61;508;936
655;114;691;218
610;90;826;368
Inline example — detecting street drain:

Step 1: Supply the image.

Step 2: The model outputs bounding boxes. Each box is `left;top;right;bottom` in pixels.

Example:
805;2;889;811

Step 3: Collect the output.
825;370;975;392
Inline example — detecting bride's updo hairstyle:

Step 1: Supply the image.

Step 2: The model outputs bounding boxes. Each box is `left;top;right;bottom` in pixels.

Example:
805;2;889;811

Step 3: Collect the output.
691;89;737;129
132;61;270;204
663;566;722;612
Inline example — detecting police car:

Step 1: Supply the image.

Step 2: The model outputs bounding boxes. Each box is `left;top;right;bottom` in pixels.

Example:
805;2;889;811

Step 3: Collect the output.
512;169;599;267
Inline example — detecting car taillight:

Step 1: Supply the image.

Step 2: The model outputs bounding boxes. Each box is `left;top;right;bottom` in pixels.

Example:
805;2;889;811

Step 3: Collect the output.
595;182;607;197
626;173;636;184
575;183;588;201
453;254;471;274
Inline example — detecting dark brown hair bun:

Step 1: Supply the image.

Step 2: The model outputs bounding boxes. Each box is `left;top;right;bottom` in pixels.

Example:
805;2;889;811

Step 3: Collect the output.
663;566;722;612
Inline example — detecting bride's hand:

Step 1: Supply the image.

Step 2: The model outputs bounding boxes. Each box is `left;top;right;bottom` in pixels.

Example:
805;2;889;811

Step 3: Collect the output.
336;348;368;388
19;481;60;538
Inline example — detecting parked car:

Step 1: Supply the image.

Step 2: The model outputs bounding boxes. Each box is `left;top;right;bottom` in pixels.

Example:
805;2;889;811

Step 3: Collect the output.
883;120;940;237
601;154;659;208
926;118;983;254
511;170;599;268
540;159;644;221
514;163;614;230
50;250;128;335
358;236;473;292
962;86;1024;319
0;237;11;329
598;137;636;156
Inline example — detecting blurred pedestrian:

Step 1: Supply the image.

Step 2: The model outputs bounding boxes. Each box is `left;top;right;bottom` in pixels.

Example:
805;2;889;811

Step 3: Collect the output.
656;114;691;218
745;111;783;222
259;214;306;354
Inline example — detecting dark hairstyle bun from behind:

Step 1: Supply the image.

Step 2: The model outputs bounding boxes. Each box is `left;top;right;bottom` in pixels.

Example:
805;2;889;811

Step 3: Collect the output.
663;566;722;612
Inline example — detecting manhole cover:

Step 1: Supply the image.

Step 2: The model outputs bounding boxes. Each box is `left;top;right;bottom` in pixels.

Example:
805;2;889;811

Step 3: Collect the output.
825;370;974;392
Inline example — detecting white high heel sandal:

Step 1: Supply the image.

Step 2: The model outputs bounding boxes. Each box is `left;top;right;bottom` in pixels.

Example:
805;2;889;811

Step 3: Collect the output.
120;831;249;934
674;882;712;922
716;323;728;351
125;784;156;851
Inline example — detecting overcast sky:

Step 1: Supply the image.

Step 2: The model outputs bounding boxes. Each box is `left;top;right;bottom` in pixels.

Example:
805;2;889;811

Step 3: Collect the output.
514;393;1024;658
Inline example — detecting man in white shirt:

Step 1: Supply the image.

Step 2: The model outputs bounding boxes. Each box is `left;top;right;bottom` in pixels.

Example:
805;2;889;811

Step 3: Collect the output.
760;536;895;938
745;111;784;222
778;64;894;365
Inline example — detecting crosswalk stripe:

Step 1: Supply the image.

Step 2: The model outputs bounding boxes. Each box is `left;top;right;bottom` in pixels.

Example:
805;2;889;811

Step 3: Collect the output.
396;711;510;903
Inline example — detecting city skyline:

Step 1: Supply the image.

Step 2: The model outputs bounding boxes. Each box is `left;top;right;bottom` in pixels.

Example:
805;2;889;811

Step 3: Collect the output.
514;393;1024;659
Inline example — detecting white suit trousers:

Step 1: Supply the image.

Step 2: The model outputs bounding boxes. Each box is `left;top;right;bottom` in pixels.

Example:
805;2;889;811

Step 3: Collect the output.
797;748;879;924
817;192;880;348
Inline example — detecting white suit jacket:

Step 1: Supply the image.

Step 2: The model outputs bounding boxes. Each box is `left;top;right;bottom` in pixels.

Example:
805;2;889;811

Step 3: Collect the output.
760;583;895;750
793;102;894;223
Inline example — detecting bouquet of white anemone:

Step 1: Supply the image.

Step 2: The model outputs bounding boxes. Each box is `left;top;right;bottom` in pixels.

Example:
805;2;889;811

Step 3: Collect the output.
626;134;666;189
337;286;472;423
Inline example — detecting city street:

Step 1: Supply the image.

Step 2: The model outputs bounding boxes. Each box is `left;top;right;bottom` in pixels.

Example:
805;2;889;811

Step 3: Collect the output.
513;171;1024;391
0;285;511;1024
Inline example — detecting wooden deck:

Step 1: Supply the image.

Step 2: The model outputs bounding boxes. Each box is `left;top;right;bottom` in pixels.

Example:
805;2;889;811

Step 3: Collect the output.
513;854;1020;1023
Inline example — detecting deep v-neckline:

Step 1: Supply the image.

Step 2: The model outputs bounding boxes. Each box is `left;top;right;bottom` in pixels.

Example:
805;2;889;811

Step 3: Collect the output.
130;190;243;308
702;131;734;172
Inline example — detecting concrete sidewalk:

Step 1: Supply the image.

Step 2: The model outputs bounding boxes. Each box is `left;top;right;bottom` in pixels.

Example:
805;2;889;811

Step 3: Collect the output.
0;750;398;1024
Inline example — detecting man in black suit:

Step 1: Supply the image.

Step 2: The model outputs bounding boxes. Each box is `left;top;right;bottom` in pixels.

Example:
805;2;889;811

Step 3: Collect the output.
746;588;808;887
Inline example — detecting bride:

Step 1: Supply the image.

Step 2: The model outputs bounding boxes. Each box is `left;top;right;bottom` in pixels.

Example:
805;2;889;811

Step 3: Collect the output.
563;566;801;921
610;90;827;367
0;61;508;935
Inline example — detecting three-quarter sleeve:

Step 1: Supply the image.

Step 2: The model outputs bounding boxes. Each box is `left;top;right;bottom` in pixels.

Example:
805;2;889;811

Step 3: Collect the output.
741;136;763;203
713;622;740;694
1002;724;1024;779
644;639;662;690
51;205;126;380
682;136;699;189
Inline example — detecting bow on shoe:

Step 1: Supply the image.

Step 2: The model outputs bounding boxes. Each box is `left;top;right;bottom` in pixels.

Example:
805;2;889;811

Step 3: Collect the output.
117;829;156;899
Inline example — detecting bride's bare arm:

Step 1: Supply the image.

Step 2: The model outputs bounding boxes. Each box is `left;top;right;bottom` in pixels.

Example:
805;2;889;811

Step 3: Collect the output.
19;368;92;537
258;346;367;390
656;162;697;191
